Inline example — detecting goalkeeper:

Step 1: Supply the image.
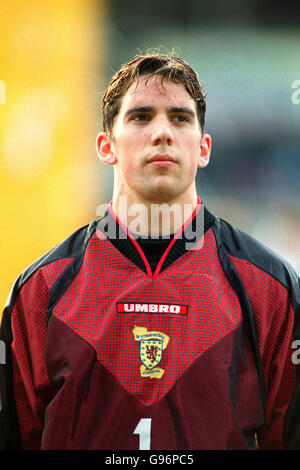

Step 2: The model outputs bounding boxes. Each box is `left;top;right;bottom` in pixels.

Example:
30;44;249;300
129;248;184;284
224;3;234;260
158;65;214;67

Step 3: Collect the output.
0;51;299;450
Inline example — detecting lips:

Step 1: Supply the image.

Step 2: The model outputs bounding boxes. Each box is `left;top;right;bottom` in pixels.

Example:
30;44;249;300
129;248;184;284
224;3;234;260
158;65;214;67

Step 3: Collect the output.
147;154;176;164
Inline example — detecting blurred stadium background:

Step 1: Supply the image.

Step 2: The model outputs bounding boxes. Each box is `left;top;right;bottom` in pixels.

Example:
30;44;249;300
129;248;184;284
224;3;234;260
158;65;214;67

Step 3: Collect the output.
0;0;299;312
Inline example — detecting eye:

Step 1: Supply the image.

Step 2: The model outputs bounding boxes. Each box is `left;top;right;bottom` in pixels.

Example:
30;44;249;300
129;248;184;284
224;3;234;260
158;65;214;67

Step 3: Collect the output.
172;114;189;122
131;113;150;122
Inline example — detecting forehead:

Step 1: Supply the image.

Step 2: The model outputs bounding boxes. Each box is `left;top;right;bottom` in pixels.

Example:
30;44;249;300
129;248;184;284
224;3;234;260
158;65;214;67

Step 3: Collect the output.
119;75;196;112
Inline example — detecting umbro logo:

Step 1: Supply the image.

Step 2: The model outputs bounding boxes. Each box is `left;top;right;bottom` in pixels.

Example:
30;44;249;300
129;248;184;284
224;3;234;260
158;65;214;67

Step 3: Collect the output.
117;302;188;315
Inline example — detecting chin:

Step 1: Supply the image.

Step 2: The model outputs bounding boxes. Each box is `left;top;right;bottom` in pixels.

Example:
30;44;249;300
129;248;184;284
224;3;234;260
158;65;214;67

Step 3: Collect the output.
142;186;182;203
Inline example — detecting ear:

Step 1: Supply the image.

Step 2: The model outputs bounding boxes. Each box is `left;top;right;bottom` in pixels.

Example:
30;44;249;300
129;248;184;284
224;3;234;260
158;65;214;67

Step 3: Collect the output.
96;132;117;165
198;133;211;169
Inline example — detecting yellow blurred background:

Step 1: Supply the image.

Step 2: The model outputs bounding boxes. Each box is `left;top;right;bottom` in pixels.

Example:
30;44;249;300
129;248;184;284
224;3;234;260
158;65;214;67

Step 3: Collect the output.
0;0;108;312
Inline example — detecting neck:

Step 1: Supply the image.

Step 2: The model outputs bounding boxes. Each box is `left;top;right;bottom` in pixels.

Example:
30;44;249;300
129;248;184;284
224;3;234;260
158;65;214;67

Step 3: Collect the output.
111;190;199;237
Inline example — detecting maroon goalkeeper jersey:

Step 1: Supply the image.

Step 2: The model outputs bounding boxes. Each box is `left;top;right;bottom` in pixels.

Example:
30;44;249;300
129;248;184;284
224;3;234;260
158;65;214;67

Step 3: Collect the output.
0;201;299;450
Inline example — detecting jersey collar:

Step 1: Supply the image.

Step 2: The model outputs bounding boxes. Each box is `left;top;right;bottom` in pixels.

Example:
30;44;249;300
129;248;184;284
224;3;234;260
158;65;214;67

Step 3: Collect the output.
96;197;216;277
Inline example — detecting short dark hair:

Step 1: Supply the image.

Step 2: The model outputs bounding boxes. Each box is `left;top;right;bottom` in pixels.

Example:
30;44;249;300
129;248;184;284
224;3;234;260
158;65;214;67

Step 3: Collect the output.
102;51;207;135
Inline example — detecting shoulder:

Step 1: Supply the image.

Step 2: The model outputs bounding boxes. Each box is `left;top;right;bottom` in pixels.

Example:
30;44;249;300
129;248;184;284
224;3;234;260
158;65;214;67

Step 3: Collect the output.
212;216;300;309
4;220;98;312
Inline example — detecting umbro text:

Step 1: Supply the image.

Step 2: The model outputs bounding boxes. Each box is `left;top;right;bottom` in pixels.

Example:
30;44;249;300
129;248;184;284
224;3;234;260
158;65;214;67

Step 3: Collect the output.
117;302;188;315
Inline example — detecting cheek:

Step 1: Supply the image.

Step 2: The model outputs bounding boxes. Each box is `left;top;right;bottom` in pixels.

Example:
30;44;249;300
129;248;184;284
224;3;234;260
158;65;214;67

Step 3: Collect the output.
187;164;198;180
114;135;134;165
115;130;145;171
185;146;200;174
120;159;134;177
115;144;138;181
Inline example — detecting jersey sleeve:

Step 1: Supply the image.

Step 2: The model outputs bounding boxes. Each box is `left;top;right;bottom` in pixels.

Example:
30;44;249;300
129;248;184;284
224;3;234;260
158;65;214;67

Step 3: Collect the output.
229;255;300;449
0;258;74;449
256;292;297;449
282;272;300;449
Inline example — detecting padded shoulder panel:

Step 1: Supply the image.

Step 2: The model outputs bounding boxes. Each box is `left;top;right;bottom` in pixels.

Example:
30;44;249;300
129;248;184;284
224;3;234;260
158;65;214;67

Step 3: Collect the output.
15;223;91;292
216;218;300;301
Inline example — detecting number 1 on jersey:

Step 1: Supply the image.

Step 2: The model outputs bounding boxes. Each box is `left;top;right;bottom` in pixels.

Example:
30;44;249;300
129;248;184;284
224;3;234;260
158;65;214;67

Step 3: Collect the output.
133;418;152;450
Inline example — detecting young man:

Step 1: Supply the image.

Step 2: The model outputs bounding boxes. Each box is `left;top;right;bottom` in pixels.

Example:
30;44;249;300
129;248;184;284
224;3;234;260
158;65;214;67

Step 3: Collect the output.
0;53;299;450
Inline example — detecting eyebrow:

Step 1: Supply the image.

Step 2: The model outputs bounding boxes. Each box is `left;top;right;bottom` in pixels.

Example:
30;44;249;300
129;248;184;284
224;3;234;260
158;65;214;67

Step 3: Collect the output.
124;106;196;119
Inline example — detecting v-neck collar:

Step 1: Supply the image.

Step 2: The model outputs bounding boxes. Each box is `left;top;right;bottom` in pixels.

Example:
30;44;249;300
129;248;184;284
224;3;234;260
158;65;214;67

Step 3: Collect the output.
96;197;216;278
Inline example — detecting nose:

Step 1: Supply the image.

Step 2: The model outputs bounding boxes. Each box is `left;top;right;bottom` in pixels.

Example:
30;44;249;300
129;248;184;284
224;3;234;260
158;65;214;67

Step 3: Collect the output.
151;116;174;146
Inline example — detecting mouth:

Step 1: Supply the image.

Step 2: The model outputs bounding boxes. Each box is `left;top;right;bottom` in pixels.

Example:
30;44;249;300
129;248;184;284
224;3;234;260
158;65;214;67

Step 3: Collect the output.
147;154;177;167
